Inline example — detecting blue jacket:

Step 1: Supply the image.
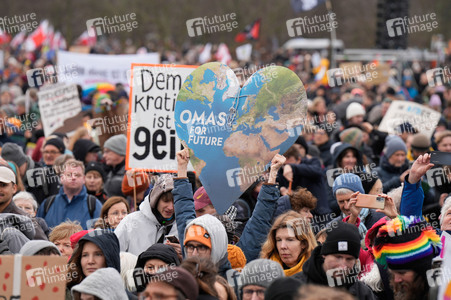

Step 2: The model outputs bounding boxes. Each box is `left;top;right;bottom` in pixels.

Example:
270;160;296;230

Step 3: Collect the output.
400;174;424;218
173;178;279;263
37;186;102;229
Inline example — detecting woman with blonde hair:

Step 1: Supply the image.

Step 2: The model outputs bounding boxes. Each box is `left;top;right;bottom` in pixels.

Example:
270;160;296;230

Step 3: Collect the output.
261;210;317;276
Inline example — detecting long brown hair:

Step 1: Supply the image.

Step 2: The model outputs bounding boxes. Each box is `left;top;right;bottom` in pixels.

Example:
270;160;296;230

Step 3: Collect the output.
94;196;130;229
181;257;219;298
260;210;317;263
66;241;87;288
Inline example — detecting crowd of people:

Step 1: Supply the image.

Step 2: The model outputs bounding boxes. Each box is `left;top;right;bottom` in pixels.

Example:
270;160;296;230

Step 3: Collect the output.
1;34;451;300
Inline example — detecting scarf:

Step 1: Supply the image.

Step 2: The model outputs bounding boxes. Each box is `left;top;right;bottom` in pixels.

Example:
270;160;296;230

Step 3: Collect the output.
343;208;370;239
270;253;308;277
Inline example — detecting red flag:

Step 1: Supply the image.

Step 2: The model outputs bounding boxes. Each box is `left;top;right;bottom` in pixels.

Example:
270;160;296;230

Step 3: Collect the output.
24;20;49;51
235;19;261;43
10;31;26;48
75;30;96;47
0;29;11;45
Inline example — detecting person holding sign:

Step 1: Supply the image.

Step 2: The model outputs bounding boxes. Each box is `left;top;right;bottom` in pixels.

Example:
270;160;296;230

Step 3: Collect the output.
173;148;286;277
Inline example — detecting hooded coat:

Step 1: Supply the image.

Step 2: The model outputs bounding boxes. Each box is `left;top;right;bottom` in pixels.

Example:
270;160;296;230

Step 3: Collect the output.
114;194;178;256
71;268;128;300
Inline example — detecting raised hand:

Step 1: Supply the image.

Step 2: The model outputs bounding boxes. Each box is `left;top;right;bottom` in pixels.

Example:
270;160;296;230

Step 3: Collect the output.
408;154;434;184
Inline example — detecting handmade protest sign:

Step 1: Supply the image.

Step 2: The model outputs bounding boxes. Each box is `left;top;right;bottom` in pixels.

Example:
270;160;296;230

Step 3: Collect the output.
379;100;441;138
175;62;307;214
126;64;197;172
0;255;68;299
37;83;84;136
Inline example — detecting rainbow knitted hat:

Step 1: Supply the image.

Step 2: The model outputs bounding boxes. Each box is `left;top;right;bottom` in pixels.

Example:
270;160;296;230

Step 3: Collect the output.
372;216;441;272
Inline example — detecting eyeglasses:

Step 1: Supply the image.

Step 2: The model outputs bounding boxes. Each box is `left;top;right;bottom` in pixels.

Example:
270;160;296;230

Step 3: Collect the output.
185;243;210;254
242;288;265;299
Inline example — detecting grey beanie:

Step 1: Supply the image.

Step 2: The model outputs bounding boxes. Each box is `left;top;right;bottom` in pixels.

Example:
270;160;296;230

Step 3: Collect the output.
71;268;128;300
240;259;285;290
19;240;61;256
385;136;407;159
104;134;127;156
1;143;28;167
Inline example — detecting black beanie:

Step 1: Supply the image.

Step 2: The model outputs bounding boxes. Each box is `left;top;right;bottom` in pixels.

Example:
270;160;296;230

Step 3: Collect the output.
135;243;180;270
295;136;308;154
264;277;301;300
320;221;361;259
73;139;101;162
85;162;107;182
44;137;65;154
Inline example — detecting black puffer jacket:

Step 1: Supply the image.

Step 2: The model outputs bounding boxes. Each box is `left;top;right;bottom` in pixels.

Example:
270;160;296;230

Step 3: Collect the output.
293;246;377;300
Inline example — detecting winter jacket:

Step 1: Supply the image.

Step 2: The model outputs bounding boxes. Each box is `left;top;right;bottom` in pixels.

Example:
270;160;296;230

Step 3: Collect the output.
114;194;178;256
317;140;333;168
37;186;102;230
3;200;47;240
24;163;60;205
0;213;35;253
173;178;279;263
400;174;424;217
71;267;129;300
293;246;376;300
104;160;126;198
277;156;331;215
374;155;409;193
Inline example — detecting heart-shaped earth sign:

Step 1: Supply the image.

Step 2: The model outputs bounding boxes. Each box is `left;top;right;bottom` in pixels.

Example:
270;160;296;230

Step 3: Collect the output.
175;62;307;214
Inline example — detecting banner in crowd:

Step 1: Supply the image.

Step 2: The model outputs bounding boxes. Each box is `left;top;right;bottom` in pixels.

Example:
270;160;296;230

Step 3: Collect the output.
0;255;67;299
57;50;160;87
37;83;84;136
378;100;441;138
175;62;307;214
126;64;197;172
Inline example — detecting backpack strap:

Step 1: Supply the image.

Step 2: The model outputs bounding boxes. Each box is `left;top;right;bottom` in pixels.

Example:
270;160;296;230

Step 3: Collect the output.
43;195;57;218
157;224;173;244
87;195;98;218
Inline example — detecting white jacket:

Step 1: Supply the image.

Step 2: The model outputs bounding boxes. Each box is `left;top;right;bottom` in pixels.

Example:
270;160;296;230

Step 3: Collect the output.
114;196;178;256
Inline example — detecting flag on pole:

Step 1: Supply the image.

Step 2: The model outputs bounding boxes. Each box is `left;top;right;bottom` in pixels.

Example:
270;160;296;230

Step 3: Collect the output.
52;31;67;50
215;43;232;65
24;20;50;51
75;30;96;47
235;19;261;43
10;31;26;48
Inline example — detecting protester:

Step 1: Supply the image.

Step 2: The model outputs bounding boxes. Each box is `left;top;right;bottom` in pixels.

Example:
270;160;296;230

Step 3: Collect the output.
85;161;108;203
94;196;130;229
181;257;219;299
71;267;129;300
114;174;178;255
293;221;376;299
141;265;199;300
331;173;385;240
372;216;441;300
0;165;47;239
72;138;101;164
19;239;61;256
37;159;102;229
260;211;317;276
48;220;83;258
103;134;127;197
13;191;38;217
275;187;317;223
239;258;284;300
